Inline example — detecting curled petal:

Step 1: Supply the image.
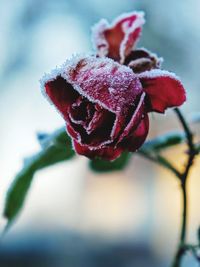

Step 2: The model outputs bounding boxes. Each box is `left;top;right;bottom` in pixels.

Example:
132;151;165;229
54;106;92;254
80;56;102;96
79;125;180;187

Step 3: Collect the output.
73;140;123;161
138;69;186;113
92;12;145;63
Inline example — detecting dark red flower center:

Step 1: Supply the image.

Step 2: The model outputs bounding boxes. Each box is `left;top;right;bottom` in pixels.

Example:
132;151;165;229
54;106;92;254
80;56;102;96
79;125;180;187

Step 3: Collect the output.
68;95;116;147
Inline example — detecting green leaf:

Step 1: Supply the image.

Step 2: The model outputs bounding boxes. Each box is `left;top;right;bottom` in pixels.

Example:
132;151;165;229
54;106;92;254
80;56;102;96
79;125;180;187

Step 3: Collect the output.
89;152;131;173
142;131;185;151
4;128;75;231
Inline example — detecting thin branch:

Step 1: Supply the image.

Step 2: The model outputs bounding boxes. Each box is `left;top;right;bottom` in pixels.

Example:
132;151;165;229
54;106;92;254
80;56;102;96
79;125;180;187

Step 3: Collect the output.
138;150;181;178
171;108;198;267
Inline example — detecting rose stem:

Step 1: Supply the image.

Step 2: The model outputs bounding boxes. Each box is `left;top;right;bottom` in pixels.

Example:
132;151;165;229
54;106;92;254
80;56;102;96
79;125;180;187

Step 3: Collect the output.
138;107;198;266
171;108;197;267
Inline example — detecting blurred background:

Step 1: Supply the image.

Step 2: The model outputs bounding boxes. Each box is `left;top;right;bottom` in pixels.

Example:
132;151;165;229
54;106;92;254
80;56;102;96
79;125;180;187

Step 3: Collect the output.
0;0;200;266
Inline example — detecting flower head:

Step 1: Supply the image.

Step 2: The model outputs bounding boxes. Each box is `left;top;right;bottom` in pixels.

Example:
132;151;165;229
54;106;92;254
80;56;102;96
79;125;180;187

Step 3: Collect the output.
41;12;186;160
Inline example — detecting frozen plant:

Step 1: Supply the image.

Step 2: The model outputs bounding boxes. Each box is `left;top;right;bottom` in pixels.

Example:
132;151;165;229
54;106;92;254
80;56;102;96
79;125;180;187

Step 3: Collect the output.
3;11;200;267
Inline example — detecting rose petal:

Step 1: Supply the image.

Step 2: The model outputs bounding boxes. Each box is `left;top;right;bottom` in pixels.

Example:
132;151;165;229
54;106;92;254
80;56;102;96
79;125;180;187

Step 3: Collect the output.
117;92;145;144
66;123;81;141
121;114;149;152
71;110;115;148
124;48;163;73
63;56;143;114
69;96;96;127
138;69;186;113
42;56;143;115
86;108;109;134
44;76;79;120
92;12;145;63
73;140;123;161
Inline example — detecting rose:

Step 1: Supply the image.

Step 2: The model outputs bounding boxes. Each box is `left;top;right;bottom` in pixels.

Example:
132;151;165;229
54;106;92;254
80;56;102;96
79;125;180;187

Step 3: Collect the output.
41;12;186;160
42;55;185;160
42;56;147;160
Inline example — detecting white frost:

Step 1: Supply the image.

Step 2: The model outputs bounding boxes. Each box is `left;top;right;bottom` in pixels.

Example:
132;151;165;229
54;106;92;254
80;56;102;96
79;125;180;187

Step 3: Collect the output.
137;68;183;84
91;19;109;57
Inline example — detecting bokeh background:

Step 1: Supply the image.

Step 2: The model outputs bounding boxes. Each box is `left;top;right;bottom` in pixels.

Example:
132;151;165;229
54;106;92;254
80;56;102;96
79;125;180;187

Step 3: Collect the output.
0;0;200;266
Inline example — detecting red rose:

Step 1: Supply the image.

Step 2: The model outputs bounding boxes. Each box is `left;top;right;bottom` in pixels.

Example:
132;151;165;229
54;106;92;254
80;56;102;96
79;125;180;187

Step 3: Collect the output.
41;12;186;160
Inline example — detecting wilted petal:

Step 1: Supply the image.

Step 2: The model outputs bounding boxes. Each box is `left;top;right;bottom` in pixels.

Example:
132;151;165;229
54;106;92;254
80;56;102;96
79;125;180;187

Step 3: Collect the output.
92;12;145;63
138;69;186;113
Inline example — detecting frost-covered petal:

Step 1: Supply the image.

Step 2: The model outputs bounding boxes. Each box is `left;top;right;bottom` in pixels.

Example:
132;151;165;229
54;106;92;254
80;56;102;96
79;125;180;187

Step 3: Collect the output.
138;69;186;113
61;55;143;114
44;76;79;120
117;92;145;144
42;55;143;117
73;140;123;161
124;48;163;73
121;114;149;152
92;12;145;63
